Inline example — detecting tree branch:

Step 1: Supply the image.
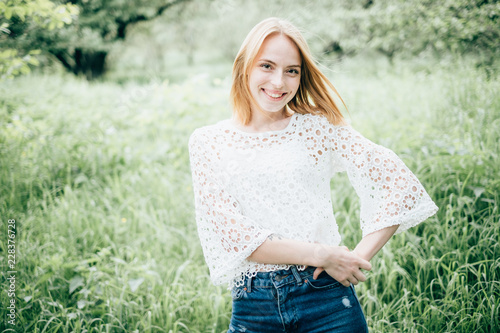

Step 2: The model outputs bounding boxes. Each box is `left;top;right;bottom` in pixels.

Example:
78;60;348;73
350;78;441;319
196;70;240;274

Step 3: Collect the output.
50;50;74;72
115;0;191;39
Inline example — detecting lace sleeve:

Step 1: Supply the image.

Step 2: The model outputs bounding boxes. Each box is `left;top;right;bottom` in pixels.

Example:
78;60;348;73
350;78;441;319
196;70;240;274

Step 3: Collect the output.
330;125;438;237
188;129;274;285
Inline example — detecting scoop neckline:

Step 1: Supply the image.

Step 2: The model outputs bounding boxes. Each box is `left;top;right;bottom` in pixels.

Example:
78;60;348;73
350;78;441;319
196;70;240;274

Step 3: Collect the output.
225;113;297;135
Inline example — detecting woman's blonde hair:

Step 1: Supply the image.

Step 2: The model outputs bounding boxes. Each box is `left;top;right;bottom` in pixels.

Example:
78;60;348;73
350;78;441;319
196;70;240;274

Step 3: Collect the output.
230;17;346;126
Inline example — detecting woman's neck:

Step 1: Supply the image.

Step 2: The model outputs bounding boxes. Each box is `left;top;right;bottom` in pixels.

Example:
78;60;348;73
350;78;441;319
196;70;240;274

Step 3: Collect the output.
232;109;292;133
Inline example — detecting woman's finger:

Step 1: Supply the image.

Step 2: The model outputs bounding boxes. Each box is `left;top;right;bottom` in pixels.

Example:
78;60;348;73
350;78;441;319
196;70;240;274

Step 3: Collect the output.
340;279;351;287
350;250;372;271
349;275;359;285
354;270;367;283
313;267;324;280
358;258;372;271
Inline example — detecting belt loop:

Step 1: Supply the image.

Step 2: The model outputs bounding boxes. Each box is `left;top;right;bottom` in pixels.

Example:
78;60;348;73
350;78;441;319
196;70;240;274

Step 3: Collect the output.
246;274;252;293
291;265;302;284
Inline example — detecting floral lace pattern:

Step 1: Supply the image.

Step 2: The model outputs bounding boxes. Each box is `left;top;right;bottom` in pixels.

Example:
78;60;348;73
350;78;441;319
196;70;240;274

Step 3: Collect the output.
188;112;438;289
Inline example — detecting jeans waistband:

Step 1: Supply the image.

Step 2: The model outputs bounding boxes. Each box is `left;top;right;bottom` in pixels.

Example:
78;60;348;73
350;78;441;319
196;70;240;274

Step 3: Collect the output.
243;265;317;292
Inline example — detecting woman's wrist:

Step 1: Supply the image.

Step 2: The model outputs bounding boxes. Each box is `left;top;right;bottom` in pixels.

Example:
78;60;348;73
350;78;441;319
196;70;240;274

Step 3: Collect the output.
351;248;370;262
311;243;342;268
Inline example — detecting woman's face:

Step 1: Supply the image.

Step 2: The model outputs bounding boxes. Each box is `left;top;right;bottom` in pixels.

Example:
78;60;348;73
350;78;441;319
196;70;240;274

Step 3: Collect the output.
248;33;301;115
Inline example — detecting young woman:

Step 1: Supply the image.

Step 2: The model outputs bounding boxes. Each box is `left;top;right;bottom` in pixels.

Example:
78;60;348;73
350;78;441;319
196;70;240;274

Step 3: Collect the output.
188;17;438;332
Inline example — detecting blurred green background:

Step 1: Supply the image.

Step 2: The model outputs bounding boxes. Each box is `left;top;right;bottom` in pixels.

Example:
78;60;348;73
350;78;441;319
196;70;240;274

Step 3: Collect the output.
0;0;499;332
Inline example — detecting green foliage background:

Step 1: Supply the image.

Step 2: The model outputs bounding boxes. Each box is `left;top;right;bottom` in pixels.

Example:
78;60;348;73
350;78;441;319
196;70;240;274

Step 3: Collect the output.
0;0;499;332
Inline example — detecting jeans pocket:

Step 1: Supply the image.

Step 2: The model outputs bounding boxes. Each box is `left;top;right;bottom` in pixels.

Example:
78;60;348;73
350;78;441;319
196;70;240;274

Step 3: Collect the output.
305;272;341;290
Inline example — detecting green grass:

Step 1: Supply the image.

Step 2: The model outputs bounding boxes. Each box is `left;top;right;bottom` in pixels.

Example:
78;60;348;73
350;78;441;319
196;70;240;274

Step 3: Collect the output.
0;57;498;332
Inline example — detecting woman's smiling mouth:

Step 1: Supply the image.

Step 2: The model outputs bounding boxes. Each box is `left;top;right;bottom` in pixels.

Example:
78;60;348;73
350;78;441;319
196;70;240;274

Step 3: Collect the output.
262;88;287;100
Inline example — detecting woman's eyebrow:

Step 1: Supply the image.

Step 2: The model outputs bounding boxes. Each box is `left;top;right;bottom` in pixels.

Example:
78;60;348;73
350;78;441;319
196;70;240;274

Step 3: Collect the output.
258;59;301;68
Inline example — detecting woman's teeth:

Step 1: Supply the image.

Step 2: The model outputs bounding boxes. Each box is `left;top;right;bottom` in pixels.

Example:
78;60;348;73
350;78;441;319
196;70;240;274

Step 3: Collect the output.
265;90;285;98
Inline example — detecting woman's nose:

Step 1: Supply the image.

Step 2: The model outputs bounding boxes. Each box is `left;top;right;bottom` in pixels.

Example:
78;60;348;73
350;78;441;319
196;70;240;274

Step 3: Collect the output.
270;71;284;88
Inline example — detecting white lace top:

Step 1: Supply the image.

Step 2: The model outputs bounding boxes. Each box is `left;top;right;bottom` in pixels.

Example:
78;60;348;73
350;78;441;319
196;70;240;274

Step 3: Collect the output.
188;112;438;289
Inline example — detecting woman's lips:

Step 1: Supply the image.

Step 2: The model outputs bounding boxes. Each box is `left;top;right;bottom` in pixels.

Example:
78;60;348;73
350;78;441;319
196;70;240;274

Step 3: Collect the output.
262;88;287;100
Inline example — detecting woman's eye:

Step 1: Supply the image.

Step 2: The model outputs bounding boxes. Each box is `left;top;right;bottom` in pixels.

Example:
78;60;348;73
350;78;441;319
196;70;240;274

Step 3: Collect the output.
260;63;272;69
287;69;300;75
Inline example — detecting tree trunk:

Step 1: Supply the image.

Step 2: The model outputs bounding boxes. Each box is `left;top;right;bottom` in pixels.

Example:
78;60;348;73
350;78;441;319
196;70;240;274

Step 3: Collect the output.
50;0;190;80
73;49;107;80
51;49;108;80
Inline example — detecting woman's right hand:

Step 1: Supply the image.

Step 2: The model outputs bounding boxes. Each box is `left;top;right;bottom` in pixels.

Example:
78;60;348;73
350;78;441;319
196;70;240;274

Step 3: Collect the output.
313;245;371;287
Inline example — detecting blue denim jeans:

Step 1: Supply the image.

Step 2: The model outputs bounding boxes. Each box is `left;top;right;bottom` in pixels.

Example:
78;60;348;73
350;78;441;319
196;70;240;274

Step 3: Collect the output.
228;266;369;333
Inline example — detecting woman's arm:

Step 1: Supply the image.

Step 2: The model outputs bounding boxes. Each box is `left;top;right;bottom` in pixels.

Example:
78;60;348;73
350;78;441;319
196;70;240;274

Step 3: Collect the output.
308;225;399;284
352;224;399;261
248;235;372;287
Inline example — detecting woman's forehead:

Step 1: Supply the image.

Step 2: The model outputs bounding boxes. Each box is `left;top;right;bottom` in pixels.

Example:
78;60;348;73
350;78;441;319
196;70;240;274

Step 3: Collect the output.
256;34;301;65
